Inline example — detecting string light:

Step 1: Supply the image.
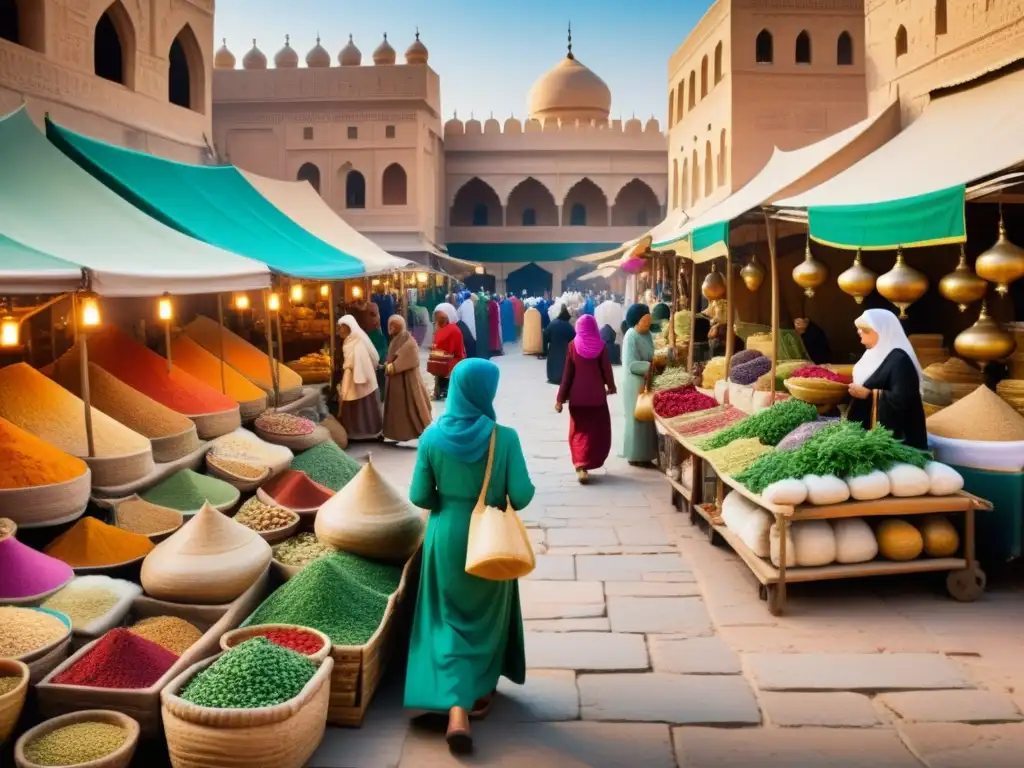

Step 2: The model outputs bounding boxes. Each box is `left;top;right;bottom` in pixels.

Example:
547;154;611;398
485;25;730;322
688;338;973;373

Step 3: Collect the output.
0;316;18;348
290;284;304;302
351;285;363;299
158;293;173;321
234;293;250;310
81;296;101;328
319;284;330;298
371;278;381;287
416;272;428;284
268;292;281;312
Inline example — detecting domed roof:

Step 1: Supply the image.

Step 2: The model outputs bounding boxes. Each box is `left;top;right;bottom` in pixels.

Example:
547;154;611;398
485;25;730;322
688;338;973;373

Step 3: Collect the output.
645;117;661;133
306;36;331;68
625;116;642;133
242;39;267;70
504;116;522;134
464;116;482;135
214;39;236;69
274;35;299;68
373;33;396;65
527;28;610;123
405;30;428;65
339;34;361;66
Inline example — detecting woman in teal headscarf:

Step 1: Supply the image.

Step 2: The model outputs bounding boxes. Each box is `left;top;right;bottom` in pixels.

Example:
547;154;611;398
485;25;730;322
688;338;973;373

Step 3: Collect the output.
650;301;671;334
621;303;658;466
367;304;389;401
404;359;535;753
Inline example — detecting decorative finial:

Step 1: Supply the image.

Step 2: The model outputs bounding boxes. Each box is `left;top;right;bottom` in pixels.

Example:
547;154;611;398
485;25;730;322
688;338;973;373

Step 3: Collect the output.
222;38;227;46
416;26;420;41
567;21;573;60
348;33;353;42
383;32;388;40
316;33;321;44
285;34;290;46
489;110;494;119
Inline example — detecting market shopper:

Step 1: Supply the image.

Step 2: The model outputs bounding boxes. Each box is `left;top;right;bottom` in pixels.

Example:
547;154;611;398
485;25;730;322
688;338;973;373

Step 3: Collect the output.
487;296;503;356
522;305;543;355
405;358;535;754
848;308;927;450
474;293;491;359
601;323;621;365
542;304;575;384
621;303;659;466
367;303;390;402
555;314;616;484
336;315;383;441
429;303;466;400
456;296;477;359
795;317;832;364
383;315;433;443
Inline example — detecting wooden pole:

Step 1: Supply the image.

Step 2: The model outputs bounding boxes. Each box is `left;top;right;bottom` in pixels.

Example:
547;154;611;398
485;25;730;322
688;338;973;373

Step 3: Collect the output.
216;294;227;394
687;260;698;372
724;251;735;405
164;320;172;373
764;210;780;401
79;331;95;459
262;290;278;408
275;312;284;403
328;283;337;394
667;256;677;351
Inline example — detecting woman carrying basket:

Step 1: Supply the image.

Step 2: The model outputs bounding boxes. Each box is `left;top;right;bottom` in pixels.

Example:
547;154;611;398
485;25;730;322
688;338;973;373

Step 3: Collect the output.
428;302;465;400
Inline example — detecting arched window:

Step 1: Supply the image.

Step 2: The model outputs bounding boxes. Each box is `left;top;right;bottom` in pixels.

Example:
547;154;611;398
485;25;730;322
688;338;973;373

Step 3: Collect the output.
691;149;700;202
837;31;853;65
704;141;713;197
451;177;502;227
676;82;684;122
700;55;708;98
755;29;773;64
345;170;366;209
895;25;908;58
94;3;133;86
297;163;320;194
668;90;675;128
671;159;679;210
936;0;947;35
682;158;689;209
0;0;19;45
569;203;587;226
472;203;489;226
381;163;407;205
0;0;44;52
688;71;696;109
795;30;811;64
168;25;203;111
714;42;723;84
719;129;727;187
522;208;537;226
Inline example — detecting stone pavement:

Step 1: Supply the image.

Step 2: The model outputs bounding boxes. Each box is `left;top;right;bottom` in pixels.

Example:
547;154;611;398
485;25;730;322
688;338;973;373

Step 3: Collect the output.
315;345;1024;768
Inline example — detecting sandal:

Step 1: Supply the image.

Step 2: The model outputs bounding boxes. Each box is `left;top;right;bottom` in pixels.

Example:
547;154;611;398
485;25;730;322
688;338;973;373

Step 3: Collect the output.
446;707;473;754
470;691;496;719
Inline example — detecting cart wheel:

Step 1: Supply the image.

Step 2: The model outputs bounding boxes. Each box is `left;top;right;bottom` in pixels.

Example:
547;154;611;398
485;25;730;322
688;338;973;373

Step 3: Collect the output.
765;584;785;616
946;565;986;603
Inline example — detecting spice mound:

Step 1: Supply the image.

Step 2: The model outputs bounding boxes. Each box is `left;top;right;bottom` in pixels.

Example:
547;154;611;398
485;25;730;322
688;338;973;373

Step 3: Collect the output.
0;674;21;695
240;627;325;656
180;637;317;709
23;721;128;767
651;367;693;392
927;384;1024;442
0;606;68;657
185;315;304;395
670;407;746;437
129;616;203;656
114;498;183;536
272;533;336;567
170;334;269;407
235;499;298;533
653;386;717;419
206;454;266;480
44;517;154;568
259;470;334;511
54;628;178;689
141;469;239;513
209;429;294;474
290;441;361;492
256;412;316;437
730;356;773;386
43;584;119;630
0;535;74;600
0;416;88;490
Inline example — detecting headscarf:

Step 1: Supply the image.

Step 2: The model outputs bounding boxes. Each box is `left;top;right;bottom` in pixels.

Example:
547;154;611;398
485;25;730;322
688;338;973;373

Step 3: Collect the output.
424;358;499;462
434;302;458;324
624;303;651;331
338;315;379;385
651;302;671;323
573;314;604;359
557;304;571;322
367;302;382;330
386;315;411;362
457;298;476;339
852;308;921;386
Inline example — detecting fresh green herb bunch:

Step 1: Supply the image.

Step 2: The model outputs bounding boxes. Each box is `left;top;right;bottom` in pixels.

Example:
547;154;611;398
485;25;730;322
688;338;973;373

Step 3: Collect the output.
700;398;818;450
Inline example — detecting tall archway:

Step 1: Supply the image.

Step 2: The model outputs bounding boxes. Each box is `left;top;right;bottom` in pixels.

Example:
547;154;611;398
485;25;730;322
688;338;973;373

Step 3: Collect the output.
719;129;728;187
714;41;723;84
691;149;700;202
755;29;773;64
837;31;853;65
676;82;684;122
700;55;709;98
168;24;204;111
94;2;135;87
297;163;321;194
0;0;44;52
613;179;660;227
507;263;552;299
935;0;947;35
345;170;366;209
682;158;689;209
671;159;679;211
795;30;812;64
507;177;557;227
668;90;674;128
562;179;607;227
450;178;502;227
382;163;407;205
704;141;713;197
688;71;696;109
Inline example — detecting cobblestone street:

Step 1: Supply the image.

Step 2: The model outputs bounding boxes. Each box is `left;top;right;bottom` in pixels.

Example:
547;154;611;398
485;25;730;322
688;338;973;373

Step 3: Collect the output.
314;346;1024;768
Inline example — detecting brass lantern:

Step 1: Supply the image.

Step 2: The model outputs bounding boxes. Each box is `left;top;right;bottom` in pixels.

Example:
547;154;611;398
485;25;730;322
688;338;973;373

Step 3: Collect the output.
954;301;1016;362
837;249;876;304
701;262;726;301
792;239;828;298
975;206;1024;296
939;245;988;312
740;253;765;292
876;247;928;319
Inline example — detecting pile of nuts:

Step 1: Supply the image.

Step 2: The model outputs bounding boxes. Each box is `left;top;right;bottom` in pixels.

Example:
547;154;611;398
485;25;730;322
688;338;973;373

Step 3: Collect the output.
255;412;316;436
234;498;297;532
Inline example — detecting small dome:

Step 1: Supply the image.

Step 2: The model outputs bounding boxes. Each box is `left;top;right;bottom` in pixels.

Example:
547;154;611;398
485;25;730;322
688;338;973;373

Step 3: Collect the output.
465;116;482;135
528;54;611;123
504;116;522;134
484;116;500;134
242;39;267;70
373;33;396;65
444;116;464;136
405;30;428;65
214;39;236;69
524;118;542;133
306;36;331;68
339;35;361;66
645;117;660;133
625;116;642;133
274;35;299;68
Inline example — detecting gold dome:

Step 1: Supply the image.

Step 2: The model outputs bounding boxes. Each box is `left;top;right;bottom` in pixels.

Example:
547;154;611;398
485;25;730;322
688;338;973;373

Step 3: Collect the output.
242;39;267;70
306;36;331;68
405;30;428;65
528;55;611;123
214;39;236;70
373;33;396;65
274;35;299;68
339;35;361;66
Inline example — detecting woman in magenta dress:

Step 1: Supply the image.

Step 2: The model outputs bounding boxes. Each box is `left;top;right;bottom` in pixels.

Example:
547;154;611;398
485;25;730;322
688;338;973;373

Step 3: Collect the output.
554;314;616;484
487;297;503;356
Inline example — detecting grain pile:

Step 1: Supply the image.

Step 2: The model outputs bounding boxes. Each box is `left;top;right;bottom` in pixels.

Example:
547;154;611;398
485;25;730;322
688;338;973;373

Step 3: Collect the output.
272;533;336;567
129;615;203;655
0;363;150;459
256;412;316;436
0;416;88;489
42;583;119;629
922;358;985;404
207;454;267;480
0;606;68;656
169;334;269;409
209;429;293;475
185;315;304;395
114;498;183;536
53;628;177;689
23;721;128;766
926;385;1024;442
141;469;238;513
0;675;20;695
235;498;298;533
701;357;727;389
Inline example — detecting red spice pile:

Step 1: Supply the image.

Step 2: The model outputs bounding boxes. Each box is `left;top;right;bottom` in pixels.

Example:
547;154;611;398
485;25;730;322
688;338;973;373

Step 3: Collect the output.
54;628;178;689
260;470;334;510
673;408;747;437
790;366;851;384
653;385;718;419
250;628;324;656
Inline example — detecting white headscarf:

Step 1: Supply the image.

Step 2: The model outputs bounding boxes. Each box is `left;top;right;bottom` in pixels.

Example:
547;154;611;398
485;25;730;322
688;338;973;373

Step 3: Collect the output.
852;308;921;386
434;302;458;324
457;299;476;339
595;299;624;336
338;315;379;385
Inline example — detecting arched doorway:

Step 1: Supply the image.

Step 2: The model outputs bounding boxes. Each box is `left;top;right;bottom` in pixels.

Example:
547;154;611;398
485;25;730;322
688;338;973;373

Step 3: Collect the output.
381;163;407;205
506;263;553;299
562;178;607;226
345;170;365;209
507;177;557;226
450;178;502;227
297;163;321;194
464;273;496;293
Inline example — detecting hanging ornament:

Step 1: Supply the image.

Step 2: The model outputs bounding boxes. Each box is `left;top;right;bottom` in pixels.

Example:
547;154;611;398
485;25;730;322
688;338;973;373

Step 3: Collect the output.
740;253;765;292
975;205;1024;296
876;247;928;319
837;249;876;304
939;244;988;312
701;261;726;301
953;301;1016;362
792;238;828;298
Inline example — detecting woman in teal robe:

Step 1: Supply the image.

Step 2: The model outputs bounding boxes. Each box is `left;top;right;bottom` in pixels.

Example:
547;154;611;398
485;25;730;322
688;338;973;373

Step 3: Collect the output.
404;358;535;753
367;304;389;402
473;293;491;359
621;303;658;466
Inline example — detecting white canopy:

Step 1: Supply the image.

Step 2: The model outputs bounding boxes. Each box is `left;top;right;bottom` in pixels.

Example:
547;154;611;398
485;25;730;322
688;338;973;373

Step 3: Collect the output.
778;68;1024;208
367;232;480;274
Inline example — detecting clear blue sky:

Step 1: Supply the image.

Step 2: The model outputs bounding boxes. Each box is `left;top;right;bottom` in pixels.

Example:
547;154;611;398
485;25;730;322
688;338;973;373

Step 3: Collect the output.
214;0;712;123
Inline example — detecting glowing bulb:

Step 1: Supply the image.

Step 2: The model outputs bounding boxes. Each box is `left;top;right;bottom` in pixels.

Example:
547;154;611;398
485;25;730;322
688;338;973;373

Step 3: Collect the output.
158;294;173;321
0;316;18;348
416;272;428;284
290;284;304;302
268;292;281;312
81;296;101;328
352;286;363;299
474;266;484;275
371;278;381;287
319;284;330;298
235;293;250;310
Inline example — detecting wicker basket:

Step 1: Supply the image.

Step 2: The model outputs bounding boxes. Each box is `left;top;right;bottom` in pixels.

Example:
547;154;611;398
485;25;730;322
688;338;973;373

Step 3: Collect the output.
109;496;183;542
0;659;28;743
219;624;332;664
150;424;202;465
205;455;271;493
254;424;330;452
238;396;269;423
14;710;140;768
190;408;242;441
784;377;848;406
160;654;332;768
0;470;92;530
85;449;156;490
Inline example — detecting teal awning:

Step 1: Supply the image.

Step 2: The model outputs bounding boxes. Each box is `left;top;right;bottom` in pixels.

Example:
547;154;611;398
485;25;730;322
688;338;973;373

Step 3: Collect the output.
47;118;367;280
445;242;623;264
0;232;83;294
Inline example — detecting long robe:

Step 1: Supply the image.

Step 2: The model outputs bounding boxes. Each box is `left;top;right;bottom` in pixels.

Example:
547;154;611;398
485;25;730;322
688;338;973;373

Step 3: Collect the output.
383;333;432;442
456;320;476;359
522;307;543;355
339;334;382;441
404;425;535;711
512;297;525;335
848;348;927;450
488;299;502;355
800;321;833;364
368;328;389;402
621;328;658;463
557;344;615;470
601;324;621;366
500;299;516;344
431;323;466;379
474;297;491;359
543;318;575;384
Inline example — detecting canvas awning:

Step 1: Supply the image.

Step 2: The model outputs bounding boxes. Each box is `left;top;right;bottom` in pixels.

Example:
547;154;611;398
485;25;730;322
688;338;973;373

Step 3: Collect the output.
368;233;480;274
46;118;371;280
0;232;84;294
0;108;269;297
237;170;417;275
777;67;1024;249
575;245;627;264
